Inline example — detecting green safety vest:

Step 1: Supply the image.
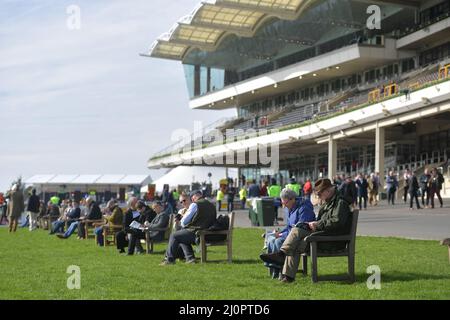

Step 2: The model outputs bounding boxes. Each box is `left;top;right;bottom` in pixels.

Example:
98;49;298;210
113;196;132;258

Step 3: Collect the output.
286;183;301;196
216;190;224;201
50;196;60;205
268;185;281;198
239;188;247;200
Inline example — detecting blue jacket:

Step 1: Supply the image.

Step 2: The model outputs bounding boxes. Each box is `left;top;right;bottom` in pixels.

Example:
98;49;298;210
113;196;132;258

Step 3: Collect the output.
248;184;260;198
386;176;398;191
355;178;368;197
279;199;315;240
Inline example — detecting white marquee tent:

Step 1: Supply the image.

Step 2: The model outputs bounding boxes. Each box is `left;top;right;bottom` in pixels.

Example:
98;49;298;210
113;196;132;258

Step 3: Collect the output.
142;166;238;193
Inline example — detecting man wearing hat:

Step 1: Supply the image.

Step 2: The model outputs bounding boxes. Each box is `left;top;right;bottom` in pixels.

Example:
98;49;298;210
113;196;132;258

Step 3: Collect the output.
7;184;24;233
260;178;352;283
160;190;216;265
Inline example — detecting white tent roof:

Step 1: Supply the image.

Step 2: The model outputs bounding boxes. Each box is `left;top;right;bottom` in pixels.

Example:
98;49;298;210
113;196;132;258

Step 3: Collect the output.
141;166;238;193
25;174;152;186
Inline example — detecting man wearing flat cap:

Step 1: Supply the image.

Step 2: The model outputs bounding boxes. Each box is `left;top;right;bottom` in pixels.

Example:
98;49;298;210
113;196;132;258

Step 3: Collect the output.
160;190;216;265
260;178;352;283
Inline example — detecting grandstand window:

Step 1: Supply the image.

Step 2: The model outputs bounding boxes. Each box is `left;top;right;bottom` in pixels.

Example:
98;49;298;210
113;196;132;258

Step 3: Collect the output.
386;65;394;77
419;1;450;25
401;58;415;73
183;64;195;98
200;66;208;96
376;69;381;80
210;68;225;92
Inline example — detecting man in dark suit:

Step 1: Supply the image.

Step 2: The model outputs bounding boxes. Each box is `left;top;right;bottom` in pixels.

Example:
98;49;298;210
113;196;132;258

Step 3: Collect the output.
116;197;139;253
76;197;102;239
126;200;157;255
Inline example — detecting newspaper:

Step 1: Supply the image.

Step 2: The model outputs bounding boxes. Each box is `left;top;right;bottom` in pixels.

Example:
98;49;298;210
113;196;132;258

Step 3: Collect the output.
129;220;144;231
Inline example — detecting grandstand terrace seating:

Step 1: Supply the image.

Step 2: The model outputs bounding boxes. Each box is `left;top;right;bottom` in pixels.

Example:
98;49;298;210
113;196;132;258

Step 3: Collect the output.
157;59;450;156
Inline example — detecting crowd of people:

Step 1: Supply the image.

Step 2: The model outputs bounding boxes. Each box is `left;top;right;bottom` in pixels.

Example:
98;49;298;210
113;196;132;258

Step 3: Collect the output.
0;180;227;265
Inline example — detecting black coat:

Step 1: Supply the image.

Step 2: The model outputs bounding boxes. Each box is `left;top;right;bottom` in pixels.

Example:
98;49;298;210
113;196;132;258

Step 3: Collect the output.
408;176;419;195
122;209;140;233
86;202;102;220
27;194;40;213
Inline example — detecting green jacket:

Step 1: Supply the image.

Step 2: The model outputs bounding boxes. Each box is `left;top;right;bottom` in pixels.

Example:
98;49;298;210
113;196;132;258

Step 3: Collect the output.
286;183;301;196
316;189;352;236
268;185;281;198
107;206;123;226
313;189;353;252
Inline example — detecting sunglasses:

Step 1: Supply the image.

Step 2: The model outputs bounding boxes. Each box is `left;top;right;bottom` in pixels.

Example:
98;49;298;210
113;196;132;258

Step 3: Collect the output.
180;199;187;203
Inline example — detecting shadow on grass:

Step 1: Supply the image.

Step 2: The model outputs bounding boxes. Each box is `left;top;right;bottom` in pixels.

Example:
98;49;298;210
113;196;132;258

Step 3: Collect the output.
290;271;450;285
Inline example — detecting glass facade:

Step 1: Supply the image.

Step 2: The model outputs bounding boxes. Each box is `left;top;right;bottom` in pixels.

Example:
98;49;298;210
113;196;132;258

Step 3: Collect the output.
184;64;226;98
182;0;416;99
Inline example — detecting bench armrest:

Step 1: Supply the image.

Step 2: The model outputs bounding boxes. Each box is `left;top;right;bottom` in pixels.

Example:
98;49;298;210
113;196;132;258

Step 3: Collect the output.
197;230;229;236
305;231;351;242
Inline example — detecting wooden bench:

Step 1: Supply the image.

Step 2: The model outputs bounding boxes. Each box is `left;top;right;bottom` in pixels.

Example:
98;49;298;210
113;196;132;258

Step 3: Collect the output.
197;211;235;263
83;219;105;239
301;210;359;283
99;224;123;247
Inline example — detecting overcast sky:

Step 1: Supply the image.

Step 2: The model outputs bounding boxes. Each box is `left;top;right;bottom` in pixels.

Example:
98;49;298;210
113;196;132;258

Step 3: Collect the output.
0;0;236;192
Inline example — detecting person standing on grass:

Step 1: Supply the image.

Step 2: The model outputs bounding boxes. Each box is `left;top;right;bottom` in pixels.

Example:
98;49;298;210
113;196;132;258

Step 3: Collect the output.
0;193;8;225
7;184;24;233
26;189;40;231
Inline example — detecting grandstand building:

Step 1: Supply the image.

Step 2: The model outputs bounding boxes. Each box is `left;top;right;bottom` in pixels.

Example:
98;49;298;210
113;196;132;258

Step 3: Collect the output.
143;0;450;189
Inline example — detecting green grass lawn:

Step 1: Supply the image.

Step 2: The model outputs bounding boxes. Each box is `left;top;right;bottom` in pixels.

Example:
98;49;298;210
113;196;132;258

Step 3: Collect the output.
0;227;449;300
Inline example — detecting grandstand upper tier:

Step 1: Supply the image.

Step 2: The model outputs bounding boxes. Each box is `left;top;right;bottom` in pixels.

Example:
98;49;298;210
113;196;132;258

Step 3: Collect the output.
143;0;450;178
142;0;448;110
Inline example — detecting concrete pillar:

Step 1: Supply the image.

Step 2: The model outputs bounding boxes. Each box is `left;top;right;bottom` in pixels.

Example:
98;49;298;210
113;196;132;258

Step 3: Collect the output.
328;137;337;180
375;125;385;187
362;146;368;174
314;154;319;180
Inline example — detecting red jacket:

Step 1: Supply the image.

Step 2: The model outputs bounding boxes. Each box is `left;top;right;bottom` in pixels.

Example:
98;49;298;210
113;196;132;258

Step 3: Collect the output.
303;181;312;195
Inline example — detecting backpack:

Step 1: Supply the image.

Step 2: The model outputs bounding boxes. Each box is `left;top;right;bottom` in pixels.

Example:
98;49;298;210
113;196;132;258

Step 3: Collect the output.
208;214;229;231
195;214;229;244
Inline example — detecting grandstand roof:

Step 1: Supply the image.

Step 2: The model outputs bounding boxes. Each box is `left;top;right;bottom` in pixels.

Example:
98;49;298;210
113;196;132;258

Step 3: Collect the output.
25;174;152;186
143;0;422;61
144;0;319;60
